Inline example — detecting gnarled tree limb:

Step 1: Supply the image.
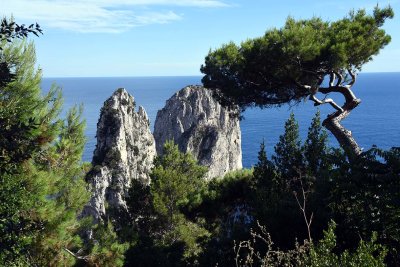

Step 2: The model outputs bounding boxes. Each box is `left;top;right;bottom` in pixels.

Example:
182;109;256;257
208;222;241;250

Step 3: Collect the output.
318;85;356;103
309;71;362;159
329;72;336;87
322;99;362;158
334;70;343;86
346;68;356;88
309;94;343;112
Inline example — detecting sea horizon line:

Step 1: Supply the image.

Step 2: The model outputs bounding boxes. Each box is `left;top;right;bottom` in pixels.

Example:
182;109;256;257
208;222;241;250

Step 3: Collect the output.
42;72;400;79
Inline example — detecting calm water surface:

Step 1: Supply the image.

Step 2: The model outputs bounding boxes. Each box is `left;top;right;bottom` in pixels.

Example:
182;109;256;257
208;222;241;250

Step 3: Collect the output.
42;73;400;168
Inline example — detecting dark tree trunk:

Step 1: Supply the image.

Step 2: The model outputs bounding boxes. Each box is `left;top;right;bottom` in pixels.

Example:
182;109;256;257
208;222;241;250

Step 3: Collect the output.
310;70;362;161
322;99;362;159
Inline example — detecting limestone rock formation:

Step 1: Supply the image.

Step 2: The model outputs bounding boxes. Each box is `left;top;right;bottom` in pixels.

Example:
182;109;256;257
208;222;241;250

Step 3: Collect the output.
83;88;156;223
154;85;242;179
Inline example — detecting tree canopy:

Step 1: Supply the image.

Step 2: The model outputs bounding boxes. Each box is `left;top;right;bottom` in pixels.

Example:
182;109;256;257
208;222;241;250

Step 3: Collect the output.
0;18;42;43
201;6;393;109
201;6;393;157
1;18;42;87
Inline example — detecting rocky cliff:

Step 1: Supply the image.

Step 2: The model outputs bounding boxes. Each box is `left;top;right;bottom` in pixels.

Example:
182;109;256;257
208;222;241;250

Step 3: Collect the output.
154;85;242;179
83;88;156;223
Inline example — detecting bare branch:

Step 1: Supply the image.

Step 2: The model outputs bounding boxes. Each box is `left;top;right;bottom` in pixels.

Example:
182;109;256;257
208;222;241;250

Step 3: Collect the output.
309;94;343;112
293;177;313;242
334;70;343;86
234;221;310;267
346;68;356;88
329;72;335;87
63;248;89;261
319;85;357;104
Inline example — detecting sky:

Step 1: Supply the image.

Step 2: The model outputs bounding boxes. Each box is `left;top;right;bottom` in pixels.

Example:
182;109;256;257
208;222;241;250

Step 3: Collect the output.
2;0;400;77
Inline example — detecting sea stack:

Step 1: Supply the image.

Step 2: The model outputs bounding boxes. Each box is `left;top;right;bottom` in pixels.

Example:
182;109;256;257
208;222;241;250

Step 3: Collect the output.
83;88;156;223
154;85;242;179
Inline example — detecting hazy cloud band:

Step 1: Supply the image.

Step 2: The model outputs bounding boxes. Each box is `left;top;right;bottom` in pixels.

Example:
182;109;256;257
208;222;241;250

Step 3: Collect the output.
3;0;229;33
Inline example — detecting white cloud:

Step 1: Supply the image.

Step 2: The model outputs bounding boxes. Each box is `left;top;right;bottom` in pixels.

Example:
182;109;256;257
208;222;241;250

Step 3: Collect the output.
2;0;229;33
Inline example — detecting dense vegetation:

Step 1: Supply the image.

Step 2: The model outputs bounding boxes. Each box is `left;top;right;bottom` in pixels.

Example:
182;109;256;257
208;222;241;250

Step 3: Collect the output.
119;112;399;267
0;20;126;266
1;8;399;267
0;26;89;265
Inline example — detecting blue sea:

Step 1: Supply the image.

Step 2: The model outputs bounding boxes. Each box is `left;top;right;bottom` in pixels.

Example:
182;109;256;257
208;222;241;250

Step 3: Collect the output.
41;73;400;168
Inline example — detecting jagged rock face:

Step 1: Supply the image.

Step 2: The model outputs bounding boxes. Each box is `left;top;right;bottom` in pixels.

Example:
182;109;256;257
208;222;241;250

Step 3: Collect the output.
83;88;156;223
154;85;242;179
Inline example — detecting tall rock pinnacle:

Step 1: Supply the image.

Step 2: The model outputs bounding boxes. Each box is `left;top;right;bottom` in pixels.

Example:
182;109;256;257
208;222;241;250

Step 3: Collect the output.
154;85;242;179
83;88;156;223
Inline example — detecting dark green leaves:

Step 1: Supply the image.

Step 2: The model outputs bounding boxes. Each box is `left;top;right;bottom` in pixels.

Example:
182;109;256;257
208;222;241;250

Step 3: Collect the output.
0;18;42;46
201;7;393;110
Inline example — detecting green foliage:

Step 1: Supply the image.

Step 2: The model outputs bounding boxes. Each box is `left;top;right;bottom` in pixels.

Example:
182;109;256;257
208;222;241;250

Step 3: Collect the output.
247;112;397;265
151;140;207;225
125;141;209;266
252;141;279;199
307;221;387;267
120;111;398;267
0;18;42;44
82;222;129;267
189;169;255;267
252;140;284;235
0;39;89;265
125;179;154;237
199;169;254;208
302;111;333;240
0;39;62;173
113;112;397;267
29;106;90;266
329;147;400;265
151;141;209;262
235;221;387;267
1;13;397;266
201;6;393;110
1;18;42;88
273;112;303;179
303;110;329;176
194;169;254;230
252;113;305;248
184;116;311;265
252;112;333;248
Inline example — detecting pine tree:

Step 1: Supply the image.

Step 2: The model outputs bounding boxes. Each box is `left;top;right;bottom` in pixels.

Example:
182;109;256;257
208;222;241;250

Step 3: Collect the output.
253;141;272;185
0;39;89;265
201;7;394;159
0;39;62;173
29;106;91;266
80;221;129;267
272;112;304;181
255;113;319;248
151;141;207;228
253;140;281;210
300;111;334;243
303;110;330;177
252;141;283;232
149;141;209;264
0;38;62;264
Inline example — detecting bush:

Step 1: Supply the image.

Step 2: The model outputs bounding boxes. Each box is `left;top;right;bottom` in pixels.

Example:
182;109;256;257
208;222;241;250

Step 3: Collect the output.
235;221;387;267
